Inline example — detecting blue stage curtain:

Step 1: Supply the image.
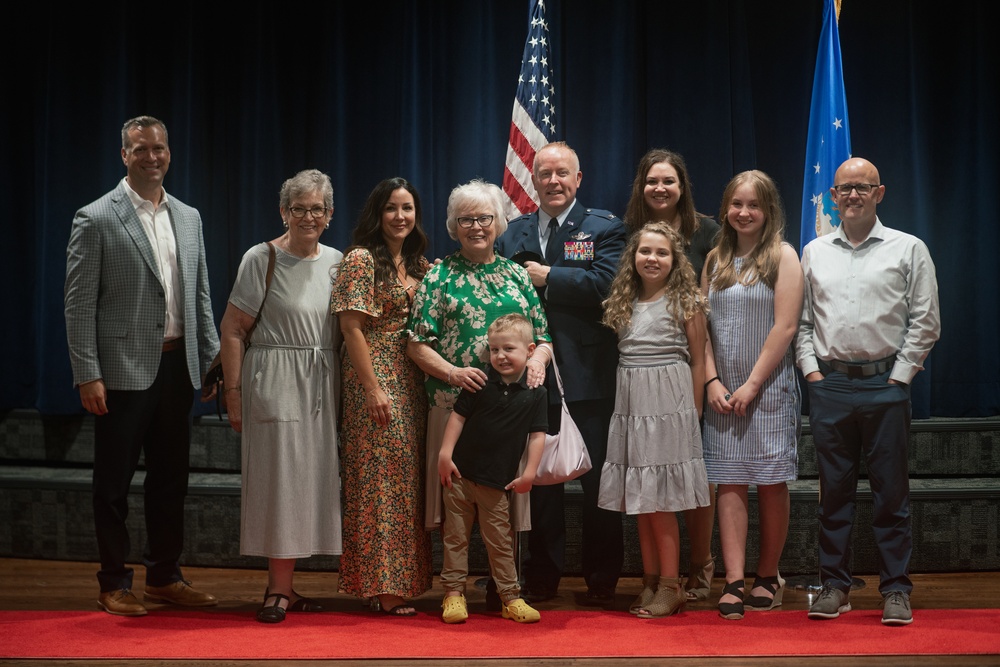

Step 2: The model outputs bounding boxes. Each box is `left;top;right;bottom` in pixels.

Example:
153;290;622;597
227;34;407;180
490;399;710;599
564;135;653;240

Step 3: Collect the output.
0;1;995;417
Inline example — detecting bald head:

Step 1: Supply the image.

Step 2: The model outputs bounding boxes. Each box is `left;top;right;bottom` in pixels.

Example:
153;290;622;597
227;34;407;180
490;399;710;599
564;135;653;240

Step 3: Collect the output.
834;158;880;186
831;157;885;241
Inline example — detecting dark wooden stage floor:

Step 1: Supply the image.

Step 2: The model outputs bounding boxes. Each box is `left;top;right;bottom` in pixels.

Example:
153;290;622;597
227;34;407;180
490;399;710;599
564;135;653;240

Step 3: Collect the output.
3;558;998;667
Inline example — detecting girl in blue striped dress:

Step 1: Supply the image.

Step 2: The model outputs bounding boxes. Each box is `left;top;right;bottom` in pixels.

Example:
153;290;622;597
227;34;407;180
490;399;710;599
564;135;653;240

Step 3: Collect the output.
701;171;803;620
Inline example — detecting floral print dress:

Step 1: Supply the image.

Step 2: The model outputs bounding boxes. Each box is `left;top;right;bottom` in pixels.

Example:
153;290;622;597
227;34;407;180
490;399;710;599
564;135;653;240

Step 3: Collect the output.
332;248;432;598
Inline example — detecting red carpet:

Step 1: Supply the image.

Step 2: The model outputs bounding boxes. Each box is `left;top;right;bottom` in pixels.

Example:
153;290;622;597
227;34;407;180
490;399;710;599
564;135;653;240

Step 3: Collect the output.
2;609;998;659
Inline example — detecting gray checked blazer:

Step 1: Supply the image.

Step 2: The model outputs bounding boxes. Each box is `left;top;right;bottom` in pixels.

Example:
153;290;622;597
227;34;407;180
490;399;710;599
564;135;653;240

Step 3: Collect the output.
65;181;220;391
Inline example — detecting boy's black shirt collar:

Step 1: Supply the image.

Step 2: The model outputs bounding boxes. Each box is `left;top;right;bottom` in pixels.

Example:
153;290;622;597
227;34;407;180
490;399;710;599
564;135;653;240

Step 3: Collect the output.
485;365;530;390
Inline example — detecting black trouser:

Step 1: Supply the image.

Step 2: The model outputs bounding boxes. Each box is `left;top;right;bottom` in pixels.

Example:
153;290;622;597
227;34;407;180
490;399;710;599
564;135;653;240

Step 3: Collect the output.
92;348;193;592
525;398;623;593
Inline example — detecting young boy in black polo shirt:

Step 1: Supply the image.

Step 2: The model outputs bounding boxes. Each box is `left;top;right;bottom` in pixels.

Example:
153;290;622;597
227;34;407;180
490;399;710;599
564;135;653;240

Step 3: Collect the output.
437;313;548;624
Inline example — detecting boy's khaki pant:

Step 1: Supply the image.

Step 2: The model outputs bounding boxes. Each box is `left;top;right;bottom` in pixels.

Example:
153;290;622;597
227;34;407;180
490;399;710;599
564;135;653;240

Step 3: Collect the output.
440;477;520;602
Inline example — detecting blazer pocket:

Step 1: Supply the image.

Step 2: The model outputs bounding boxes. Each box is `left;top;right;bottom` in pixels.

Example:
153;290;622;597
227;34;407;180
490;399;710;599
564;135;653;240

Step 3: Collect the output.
97;319;129;338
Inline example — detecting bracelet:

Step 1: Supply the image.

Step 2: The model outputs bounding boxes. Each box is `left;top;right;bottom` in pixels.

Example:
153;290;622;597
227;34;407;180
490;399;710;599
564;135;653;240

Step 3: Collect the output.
526;358;545;368
447;366;456;386
224;387;242;394
705;376;721;388
368;387;381;396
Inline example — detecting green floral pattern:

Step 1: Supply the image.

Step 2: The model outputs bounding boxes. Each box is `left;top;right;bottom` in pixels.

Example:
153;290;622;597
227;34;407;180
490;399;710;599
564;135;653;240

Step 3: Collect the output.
407;252;550;409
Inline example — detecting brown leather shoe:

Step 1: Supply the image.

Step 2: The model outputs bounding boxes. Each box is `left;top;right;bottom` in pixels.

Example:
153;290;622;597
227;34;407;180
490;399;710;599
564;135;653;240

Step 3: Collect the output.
144;580;218;607
98;588;148;617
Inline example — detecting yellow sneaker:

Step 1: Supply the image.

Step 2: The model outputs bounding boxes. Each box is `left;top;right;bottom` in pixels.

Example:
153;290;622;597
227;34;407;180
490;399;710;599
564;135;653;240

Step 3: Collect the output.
502;598;540;623
441;594;468;624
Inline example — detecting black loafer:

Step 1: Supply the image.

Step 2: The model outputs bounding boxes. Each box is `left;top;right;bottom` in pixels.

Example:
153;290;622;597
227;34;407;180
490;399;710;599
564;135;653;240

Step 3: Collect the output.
521;586;557;603
582;587;615;606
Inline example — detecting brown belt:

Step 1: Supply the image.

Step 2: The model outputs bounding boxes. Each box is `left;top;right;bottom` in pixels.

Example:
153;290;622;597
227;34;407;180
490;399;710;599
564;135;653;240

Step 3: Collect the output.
162;337;184;352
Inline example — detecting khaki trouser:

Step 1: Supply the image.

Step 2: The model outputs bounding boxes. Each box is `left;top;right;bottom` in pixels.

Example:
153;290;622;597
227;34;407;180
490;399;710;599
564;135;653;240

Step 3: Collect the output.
440;477;520;602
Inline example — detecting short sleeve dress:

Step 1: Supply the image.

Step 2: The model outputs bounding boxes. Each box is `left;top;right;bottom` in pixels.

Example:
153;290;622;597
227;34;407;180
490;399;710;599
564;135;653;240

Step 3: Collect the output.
701;258;801;484
229;242;343;558
331;248;433;599
598;296;711;515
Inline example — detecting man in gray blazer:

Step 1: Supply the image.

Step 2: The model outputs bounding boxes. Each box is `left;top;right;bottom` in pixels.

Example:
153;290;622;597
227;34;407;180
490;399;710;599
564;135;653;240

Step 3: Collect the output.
65;116;220;616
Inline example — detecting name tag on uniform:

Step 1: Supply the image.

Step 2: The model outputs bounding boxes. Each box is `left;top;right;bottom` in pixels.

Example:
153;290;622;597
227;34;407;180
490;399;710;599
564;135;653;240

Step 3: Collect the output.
564;241;594;261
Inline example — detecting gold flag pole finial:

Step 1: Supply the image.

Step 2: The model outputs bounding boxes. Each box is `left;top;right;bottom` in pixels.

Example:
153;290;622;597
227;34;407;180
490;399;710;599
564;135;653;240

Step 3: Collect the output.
834;0;842;22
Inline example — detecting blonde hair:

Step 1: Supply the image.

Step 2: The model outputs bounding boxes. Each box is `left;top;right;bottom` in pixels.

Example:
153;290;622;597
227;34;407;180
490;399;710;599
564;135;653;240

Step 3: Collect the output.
602;222;708;333
707;170;787;291
487;313;534;347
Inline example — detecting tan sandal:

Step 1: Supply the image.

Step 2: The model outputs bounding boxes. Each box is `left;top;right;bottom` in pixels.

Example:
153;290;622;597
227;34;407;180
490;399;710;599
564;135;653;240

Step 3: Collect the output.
685;557;715;601
629;574;659;615
637;578;685;618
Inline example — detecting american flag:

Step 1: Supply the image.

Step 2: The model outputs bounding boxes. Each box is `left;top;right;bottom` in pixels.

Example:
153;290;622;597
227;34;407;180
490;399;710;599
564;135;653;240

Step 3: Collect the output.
502;0;556;219
799;0;851;250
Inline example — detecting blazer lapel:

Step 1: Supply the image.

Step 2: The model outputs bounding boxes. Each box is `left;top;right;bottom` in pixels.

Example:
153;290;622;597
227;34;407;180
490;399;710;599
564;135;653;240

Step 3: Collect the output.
169;204;191;309
523;213;543;255
111;186;162;282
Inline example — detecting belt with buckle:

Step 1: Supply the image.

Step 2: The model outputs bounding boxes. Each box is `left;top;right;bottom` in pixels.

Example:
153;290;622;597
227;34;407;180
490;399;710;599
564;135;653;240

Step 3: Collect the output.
162;337;184;352
819;356;895;379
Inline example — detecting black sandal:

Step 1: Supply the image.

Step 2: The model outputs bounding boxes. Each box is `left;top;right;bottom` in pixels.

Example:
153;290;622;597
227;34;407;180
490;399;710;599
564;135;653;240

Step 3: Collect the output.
718;580;745;620
745;574;784;611
287;589;324;612
256;592;289;623
370;595;417;617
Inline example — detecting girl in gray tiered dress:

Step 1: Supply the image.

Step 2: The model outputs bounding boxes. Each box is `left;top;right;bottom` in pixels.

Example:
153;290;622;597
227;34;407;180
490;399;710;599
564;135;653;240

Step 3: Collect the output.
598;223;710;619
701;170;803;621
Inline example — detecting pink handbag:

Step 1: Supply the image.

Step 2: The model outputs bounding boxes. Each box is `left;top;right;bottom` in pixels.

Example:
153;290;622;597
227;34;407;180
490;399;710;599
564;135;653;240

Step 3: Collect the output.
534;358;592;485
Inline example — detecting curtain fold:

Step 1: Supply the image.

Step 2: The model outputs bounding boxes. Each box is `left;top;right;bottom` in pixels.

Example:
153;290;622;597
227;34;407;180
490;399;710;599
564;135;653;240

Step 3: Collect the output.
1;0;995;416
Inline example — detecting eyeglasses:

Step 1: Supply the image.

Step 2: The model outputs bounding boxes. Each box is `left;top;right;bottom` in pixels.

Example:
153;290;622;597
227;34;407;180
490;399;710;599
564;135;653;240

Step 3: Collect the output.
833;183;880;196
288;206;329;219
456;215;495;228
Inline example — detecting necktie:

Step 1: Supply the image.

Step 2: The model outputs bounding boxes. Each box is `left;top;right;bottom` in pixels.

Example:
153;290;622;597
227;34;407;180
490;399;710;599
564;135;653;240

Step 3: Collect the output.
545;217;559;265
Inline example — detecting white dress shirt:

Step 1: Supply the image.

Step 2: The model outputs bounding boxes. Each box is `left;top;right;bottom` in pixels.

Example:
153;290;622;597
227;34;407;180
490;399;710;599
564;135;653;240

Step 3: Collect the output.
122;178;184;340
796;217;940;384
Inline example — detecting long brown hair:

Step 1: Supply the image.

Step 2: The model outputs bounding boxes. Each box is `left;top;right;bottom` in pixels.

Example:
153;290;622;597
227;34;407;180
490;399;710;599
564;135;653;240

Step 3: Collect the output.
624;149;701;241
346;177;428;286
603;222;708;334
706;170;786;291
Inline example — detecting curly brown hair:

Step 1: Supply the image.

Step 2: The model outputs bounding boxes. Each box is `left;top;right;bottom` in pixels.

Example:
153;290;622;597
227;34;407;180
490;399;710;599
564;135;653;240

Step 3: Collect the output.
602;222;708;334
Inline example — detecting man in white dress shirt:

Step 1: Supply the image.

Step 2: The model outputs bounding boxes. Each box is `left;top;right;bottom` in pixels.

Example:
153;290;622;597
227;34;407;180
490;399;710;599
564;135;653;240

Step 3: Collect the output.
796;157;940;626
65;116;220;616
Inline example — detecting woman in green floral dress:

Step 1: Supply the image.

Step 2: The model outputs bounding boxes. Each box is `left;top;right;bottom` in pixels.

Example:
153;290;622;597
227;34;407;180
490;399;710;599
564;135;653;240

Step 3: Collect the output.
407;179;552;531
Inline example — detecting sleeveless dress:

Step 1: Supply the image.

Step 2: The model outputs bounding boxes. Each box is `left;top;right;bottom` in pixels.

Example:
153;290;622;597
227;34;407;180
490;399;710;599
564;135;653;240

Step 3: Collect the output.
230;242;343;558
702;257;800;484
597;296;710;515
331;249;433;598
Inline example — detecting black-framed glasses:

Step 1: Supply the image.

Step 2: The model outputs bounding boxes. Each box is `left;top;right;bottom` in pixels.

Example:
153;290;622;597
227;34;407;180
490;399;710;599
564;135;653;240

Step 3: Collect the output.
456;214;495;228
288;206;330;219
833;183;880;196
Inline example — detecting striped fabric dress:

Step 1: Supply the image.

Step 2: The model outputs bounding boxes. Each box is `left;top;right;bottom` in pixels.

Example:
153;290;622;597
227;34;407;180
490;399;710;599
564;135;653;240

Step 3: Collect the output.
702;258;800;485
